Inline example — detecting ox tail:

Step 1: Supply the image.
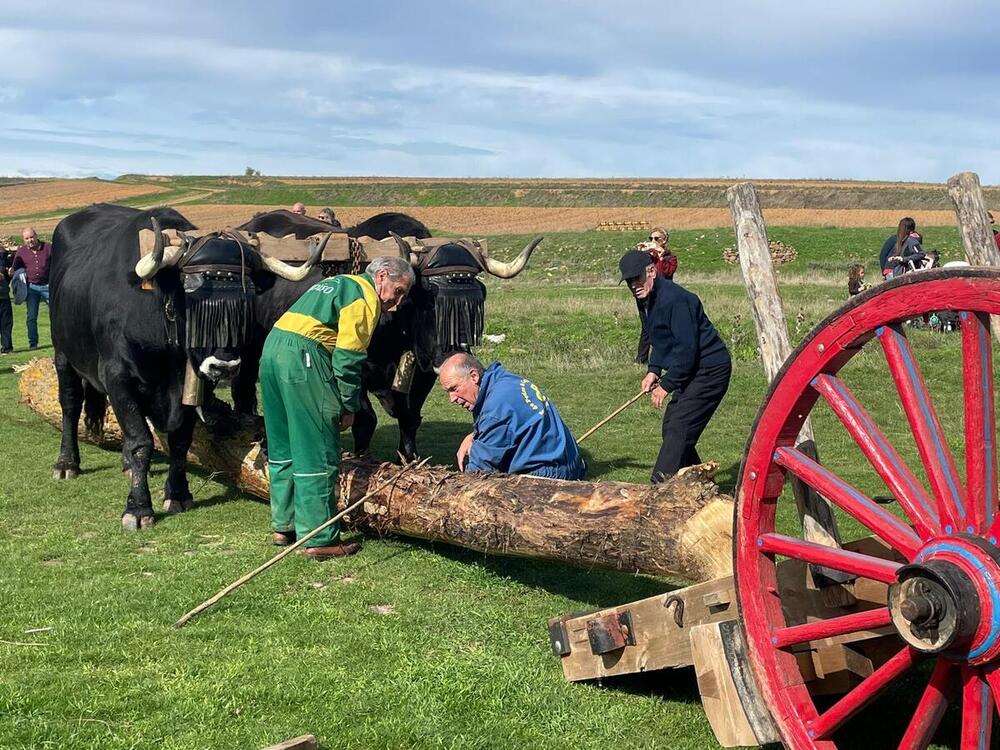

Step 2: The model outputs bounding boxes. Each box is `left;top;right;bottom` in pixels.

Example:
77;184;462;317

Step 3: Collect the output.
83;385;108;442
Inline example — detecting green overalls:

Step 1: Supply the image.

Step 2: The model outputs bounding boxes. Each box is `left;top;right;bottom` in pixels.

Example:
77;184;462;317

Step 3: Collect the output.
260;273;380;547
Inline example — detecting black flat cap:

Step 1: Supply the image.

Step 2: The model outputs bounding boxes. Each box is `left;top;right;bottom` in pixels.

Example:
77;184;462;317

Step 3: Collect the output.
618;249;653;283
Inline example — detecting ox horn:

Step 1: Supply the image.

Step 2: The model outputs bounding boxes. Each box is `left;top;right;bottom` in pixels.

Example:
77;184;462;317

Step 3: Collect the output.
259;231;326;281
135;217;165;279
135;216;186;279
389;231;416;264
484;236;543;279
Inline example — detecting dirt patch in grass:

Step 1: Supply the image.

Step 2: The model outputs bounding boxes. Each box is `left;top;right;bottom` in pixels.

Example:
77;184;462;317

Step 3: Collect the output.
1;204;960;238
0;179;166;218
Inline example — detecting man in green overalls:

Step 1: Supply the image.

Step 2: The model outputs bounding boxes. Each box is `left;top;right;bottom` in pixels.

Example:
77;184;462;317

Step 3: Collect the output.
261;256;415;559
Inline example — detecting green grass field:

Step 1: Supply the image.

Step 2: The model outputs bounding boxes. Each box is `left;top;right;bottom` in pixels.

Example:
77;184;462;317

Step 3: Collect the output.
0;227;981;749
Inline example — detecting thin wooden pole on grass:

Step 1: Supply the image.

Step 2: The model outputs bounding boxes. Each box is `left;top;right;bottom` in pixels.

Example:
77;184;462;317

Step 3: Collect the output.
173;458;429;629
576;381;657;445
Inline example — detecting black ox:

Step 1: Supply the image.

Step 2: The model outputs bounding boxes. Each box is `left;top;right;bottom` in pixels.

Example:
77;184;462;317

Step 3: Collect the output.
231;211;541;461
50;203;321;529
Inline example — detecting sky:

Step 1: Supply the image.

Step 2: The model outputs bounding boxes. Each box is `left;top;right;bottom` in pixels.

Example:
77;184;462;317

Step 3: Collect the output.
3;0;1000;181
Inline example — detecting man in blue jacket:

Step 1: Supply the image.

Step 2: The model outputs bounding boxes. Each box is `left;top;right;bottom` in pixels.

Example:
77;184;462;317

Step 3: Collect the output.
620;250;732;483
438;353;586;480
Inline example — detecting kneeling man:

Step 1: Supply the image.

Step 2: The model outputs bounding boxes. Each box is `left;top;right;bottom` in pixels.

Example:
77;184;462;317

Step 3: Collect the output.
439;353;585;480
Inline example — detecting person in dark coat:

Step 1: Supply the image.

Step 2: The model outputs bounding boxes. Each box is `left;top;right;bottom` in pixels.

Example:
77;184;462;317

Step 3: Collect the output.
619;250;731;482
879;217;916;280
634;228;679;364
0;247;12;353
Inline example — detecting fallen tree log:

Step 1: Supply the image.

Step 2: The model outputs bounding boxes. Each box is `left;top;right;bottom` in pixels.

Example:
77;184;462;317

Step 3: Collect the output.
19;358;733;581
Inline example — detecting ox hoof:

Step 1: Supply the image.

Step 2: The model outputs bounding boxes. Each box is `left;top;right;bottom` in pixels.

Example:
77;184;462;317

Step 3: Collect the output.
163;498;195;514
122;513;155;531
52;467;80;480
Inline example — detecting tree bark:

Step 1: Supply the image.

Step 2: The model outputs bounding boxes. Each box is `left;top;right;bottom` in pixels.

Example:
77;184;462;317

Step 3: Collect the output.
727;181;841;550
19;358;733;582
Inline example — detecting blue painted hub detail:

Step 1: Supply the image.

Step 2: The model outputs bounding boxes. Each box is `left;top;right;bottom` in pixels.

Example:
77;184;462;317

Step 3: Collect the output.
916;540;1000;660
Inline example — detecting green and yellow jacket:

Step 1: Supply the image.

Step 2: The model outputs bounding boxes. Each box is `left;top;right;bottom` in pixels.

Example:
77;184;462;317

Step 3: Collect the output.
272;273;381;412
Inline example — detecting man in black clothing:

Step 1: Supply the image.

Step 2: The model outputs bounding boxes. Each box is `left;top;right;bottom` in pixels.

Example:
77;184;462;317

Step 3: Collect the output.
0;247;13;354
619;250;731;482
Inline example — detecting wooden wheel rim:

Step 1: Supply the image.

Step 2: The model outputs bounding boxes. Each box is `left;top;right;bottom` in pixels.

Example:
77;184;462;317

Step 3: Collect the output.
736;268;1000;749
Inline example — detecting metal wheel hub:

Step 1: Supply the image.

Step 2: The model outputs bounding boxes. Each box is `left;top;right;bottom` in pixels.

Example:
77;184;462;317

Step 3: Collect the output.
889;535;1000;664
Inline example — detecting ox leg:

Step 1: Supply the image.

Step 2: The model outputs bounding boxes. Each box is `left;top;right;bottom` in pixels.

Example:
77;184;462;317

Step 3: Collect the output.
350;390;377;457
231;343;261;421
104;381;156;531
395;369;436;462
163;408;196;514
53;351;82;480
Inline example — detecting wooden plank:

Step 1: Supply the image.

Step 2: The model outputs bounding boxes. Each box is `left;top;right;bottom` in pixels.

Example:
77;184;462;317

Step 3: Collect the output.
553;535;897;683
691;621;780;747
946;171;1000;341
727;181;842;553
555;576;738;682
256;232;351;263
261;735;318;750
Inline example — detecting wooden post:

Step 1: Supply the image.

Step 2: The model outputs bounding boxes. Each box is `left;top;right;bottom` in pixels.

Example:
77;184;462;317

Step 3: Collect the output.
946;171;1000;341
727;182;842;552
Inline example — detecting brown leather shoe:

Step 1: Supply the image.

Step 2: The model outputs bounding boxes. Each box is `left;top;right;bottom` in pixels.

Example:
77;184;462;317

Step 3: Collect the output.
301;541;362;559
272;531;296;547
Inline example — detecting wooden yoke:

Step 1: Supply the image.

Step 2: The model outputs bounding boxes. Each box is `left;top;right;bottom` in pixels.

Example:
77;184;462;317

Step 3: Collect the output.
726;183;845;561
947;171;1000;342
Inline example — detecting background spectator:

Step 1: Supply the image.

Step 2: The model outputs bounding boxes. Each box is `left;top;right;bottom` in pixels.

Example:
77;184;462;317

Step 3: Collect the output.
847;264;868;296
647;227;677;279
317;207;342;228
880;217;916;280
0;244;12;353
12;227;51;350
291;202;307;216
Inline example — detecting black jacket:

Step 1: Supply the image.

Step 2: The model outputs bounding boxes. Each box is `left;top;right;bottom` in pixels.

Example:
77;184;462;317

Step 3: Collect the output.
0;251;11;300
644;277;730;391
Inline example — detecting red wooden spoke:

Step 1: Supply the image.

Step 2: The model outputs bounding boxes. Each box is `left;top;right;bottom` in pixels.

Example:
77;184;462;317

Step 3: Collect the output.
757;533;901;583
960;666;993;750
812;374;939;539
879;323;966;528
962;312;997;535
808;646;924;740
898;660;957;750
774;446;922;558
770;607;891;649
984;666;1000;718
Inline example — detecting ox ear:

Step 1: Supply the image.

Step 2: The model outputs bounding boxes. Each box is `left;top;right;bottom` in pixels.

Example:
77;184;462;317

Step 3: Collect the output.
484;236;543;278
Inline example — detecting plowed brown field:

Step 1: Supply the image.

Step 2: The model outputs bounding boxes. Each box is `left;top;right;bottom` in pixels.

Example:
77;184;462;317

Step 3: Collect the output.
0;179;166;218
0;204;960;239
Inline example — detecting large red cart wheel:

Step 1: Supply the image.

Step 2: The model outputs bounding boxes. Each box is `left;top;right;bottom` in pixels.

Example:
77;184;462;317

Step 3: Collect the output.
737;268;1000;749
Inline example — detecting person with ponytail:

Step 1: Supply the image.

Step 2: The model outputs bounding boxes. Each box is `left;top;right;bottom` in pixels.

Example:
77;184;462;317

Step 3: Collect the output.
879;217;917;280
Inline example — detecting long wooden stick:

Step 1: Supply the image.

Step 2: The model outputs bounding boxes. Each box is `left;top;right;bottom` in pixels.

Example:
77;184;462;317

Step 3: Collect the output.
173;458;429;629
576;382;656;445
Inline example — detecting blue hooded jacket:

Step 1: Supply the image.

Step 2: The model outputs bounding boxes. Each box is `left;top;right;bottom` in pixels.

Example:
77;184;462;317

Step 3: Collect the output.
466;362;585;480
